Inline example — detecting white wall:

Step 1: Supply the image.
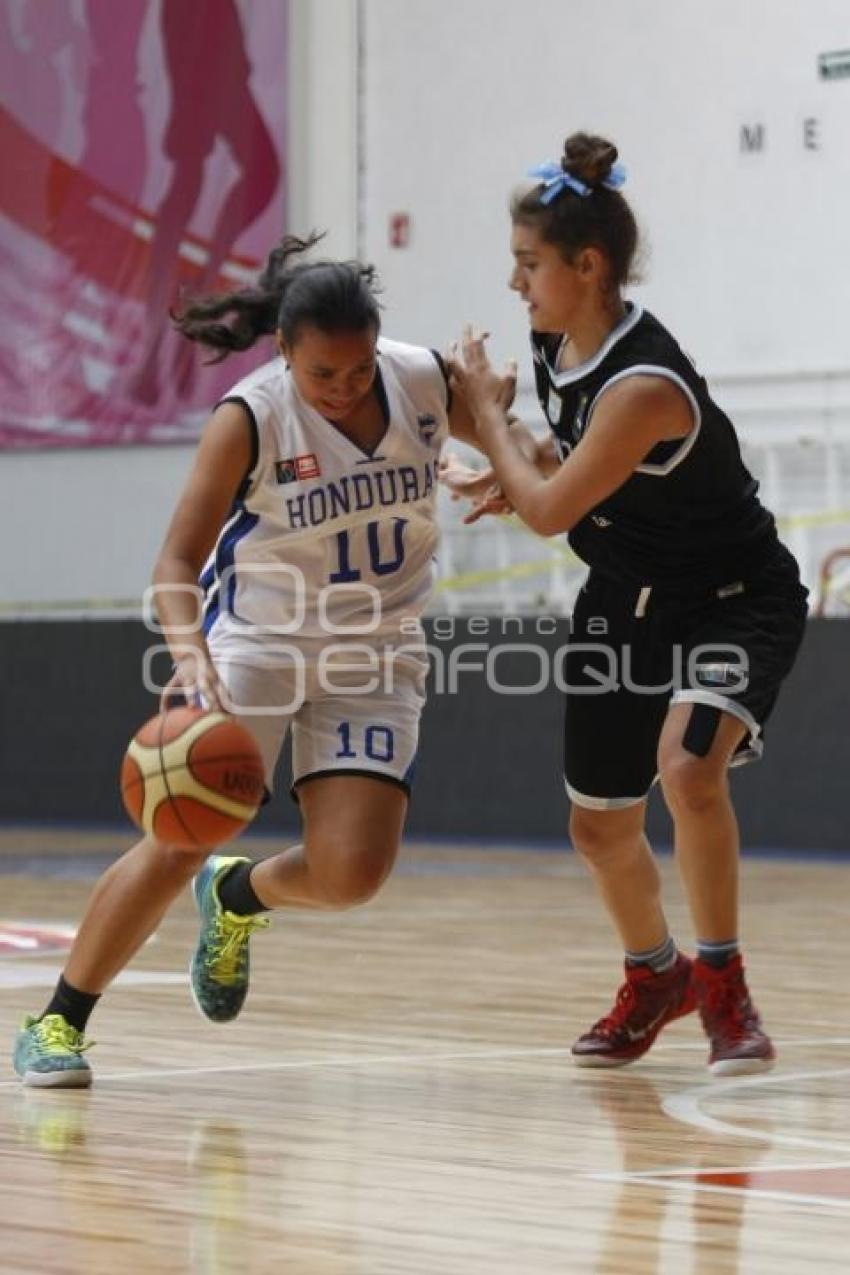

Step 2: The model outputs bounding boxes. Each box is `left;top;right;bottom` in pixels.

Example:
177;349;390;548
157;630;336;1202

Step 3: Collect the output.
362;0;849;375
359;0;850;606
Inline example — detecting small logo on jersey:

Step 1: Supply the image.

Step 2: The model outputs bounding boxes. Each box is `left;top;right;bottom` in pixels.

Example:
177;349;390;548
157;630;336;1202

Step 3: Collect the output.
547;387;561;426
417;413;437;442
693;661;746;688
574;393;590;439
591;514;612;528
295;453;321;479
275;453;322;484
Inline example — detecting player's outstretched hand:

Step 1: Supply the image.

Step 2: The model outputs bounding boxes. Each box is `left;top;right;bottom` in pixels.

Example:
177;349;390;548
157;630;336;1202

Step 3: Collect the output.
448;326;517;425
439;453;513;524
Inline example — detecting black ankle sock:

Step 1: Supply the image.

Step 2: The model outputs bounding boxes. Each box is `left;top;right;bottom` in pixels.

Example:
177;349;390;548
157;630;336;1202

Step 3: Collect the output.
44;974;100;1034
217;861;271;916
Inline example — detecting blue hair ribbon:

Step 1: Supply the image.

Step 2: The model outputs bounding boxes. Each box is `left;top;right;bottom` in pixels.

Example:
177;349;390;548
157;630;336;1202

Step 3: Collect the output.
528;159;627;204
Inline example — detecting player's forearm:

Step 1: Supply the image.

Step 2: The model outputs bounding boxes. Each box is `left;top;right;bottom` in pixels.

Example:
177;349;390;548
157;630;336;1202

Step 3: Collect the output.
503;416;540;465
533;434;563;477
150;554;210;660
476;405;553;531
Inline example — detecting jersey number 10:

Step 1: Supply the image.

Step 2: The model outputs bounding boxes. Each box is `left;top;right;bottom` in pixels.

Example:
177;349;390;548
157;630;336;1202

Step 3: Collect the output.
335;722;395;762
329;518;408;582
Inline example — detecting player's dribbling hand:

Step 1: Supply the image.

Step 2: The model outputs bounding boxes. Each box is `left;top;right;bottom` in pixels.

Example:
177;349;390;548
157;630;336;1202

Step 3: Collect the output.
162;649;226;713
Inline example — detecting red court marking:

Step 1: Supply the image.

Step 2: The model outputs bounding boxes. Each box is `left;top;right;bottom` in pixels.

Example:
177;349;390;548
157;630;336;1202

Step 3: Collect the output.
0;924;76;957
690;1167;850;1202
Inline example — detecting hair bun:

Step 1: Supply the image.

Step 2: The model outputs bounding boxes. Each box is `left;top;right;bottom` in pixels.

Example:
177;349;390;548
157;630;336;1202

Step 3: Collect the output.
562;132;619;188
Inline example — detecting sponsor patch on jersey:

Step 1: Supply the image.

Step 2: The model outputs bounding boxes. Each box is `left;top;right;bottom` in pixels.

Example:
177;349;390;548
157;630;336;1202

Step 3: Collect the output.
296;453;321;479
417;413;437;442
275;454;322;484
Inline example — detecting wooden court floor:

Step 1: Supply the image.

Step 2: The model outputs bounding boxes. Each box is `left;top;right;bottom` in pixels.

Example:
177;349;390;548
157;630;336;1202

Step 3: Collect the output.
1;828;848;1274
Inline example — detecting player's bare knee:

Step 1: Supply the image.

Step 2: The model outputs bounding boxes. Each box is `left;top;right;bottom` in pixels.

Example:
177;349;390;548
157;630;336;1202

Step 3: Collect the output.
311;842;397;909
569;807;630;867
659;752;726;816
314;873;382;909
148;839;209;876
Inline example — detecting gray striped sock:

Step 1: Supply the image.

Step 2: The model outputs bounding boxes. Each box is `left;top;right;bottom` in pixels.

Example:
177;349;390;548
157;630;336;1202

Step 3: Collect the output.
697;938;739;969
625;934;678;974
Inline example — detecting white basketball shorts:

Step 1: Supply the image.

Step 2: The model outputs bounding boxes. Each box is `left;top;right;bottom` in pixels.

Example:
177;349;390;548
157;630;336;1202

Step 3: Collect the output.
208;639;429;796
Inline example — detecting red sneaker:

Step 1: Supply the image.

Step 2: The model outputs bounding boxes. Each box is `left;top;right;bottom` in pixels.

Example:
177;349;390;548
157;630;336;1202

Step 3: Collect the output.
571;954;696;1067
693;954;775;1077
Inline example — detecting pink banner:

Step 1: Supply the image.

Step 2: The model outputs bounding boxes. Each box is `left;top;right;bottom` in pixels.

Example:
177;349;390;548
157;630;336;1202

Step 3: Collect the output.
0;0;288;448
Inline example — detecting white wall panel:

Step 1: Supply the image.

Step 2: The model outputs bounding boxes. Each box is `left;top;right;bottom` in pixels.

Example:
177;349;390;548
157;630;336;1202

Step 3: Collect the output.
362;0;850;376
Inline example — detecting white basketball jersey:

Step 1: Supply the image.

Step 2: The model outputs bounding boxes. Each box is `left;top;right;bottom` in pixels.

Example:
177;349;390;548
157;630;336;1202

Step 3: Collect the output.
201;339;450;660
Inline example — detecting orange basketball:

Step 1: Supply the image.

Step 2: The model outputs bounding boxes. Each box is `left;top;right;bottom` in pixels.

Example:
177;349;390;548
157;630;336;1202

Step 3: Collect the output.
120;707;265;849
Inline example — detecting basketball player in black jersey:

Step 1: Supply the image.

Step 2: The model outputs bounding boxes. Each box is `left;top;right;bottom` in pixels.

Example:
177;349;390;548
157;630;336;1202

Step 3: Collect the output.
448;132;808;1075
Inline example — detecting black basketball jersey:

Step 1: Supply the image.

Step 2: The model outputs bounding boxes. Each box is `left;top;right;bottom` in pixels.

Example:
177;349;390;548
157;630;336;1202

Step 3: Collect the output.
531;305;778;592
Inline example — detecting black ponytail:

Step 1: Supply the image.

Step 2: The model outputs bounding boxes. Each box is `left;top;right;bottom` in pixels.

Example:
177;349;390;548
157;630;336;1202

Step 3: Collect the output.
172;232;382;361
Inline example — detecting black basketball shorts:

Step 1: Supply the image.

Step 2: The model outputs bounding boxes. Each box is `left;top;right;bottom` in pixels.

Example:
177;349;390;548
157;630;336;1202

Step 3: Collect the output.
562;547;809;809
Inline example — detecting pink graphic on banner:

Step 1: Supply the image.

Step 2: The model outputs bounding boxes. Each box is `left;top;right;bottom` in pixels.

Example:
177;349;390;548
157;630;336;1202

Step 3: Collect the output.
0;0;287;449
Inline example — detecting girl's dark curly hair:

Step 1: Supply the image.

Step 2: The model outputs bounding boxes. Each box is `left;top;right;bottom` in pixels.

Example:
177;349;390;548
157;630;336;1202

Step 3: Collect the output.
172;232;381;361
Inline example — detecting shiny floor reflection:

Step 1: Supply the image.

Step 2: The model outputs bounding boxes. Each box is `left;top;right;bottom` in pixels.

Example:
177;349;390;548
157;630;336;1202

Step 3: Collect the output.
1;838;848;1273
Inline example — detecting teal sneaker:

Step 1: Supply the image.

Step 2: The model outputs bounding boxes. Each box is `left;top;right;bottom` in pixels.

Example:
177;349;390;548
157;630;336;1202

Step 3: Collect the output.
13;1014;93;1088
190;855;269;1023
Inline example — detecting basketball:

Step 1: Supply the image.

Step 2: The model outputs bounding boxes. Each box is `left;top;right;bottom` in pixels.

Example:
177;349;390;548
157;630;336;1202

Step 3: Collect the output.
120;707;265;849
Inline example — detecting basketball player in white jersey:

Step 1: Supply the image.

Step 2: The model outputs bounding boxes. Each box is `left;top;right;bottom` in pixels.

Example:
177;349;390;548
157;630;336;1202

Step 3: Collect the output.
448;134;808;1077
13;233;540;1086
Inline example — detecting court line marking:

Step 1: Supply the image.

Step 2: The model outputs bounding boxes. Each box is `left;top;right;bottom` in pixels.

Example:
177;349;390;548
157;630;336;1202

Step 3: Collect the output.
663;1066;850;1154
585;1174;850;1213
0;1043;578;1089
0;967;186;990
0;1037;847;1091
657;1035;850;1053
591;1159;850;1179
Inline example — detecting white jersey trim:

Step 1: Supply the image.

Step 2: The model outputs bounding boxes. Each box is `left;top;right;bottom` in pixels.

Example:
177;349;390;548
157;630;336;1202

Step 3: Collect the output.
586;365;702;477
546;303;644;387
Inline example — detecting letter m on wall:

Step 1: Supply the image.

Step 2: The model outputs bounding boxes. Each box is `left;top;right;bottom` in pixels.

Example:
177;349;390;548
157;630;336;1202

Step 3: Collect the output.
740;123;765;153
